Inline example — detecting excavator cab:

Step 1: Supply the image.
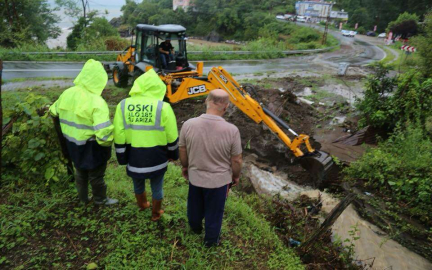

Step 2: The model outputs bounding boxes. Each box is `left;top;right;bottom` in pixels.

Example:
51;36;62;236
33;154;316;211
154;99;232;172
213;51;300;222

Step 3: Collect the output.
136;24;193;72
109;24;196;87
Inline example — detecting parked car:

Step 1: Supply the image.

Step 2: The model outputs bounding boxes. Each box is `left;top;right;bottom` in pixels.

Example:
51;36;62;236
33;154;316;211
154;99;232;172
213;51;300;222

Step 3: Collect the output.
378;33;386;38
276;15;285;20
342;30;356;37
366;31;376;36
342;30;350;36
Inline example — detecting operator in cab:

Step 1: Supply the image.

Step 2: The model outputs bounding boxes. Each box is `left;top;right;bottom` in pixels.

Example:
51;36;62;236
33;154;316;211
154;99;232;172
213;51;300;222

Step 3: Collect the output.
159;38;174;69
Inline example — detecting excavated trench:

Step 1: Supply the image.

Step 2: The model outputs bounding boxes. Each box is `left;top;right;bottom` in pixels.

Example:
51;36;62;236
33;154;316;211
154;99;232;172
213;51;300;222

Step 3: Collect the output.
171;86;432;270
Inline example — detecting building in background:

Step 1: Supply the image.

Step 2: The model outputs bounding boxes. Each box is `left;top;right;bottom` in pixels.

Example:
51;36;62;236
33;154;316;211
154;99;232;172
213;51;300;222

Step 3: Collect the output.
295;1;348;22
173;0;194;11
330;10;348;21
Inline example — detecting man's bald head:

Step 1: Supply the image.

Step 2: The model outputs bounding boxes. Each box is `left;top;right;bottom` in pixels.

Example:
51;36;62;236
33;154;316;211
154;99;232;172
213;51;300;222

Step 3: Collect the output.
206;89;230;115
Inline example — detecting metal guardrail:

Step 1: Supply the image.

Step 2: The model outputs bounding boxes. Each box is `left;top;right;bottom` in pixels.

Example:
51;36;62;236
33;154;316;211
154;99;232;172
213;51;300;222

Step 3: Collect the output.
188;47;335;55
13;51;123;55
13;46;335;56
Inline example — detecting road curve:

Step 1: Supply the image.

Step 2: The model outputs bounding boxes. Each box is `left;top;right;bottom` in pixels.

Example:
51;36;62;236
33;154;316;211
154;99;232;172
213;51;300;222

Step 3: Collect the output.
2;26;385;81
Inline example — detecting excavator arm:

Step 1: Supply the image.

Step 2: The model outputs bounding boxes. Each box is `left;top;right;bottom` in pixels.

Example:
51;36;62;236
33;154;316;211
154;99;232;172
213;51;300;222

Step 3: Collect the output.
164;66;333;182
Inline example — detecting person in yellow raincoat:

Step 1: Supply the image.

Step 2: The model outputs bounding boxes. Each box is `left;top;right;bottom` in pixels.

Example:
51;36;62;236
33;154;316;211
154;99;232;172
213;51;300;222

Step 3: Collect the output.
113;69;178;221
50;59;118;205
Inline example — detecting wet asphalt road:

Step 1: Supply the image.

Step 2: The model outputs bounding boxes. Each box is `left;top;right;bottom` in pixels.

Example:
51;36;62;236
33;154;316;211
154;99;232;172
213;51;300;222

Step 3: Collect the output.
2;26;385;81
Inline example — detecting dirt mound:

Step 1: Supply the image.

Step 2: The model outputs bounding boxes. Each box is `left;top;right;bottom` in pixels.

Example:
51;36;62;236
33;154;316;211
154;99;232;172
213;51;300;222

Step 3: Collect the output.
172;86;320;185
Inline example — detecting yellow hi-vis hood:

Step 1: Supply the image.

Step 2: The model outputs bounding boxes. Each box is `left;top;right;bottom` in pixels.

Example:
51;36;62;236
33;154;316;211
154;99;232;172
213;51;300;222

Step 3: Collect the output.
56;59;108;120
129;69;166;100
73;59;108;96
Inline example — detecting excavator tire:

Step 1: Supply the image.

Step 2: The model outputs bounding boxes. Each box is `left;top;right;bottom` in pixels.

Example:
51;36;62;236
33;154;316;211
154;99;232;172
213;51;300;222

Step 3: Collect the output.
133;69;143;82
113;65;129;88
299;150;334;186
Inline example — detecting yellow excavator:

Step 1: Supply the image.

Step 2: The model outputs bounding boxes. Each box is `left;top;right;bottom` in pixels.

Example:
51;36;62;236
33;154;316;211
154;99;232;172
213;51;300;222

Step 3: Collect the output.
105;24;333;182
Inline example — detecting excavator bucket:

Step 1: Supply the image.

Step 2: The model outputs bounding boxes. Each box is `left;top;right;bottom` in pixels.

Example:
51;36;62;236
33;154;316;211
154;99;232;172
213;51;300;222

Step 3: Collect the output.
299;151;334;184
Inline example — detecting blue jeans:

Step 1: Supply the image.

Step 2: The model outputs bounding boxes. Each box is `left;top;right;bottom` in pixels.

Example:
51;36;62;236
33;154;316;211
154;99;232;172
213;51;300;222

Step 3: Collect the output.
160;53;174;68
132;173;164;200
187;183;229;246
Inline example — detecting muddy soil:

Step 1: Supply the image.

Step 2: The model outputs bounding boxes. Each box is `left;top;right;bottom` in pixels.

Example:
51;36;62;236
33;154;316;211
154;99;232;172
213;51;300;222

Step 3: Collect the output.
247;164;432;270
171;81;432;268
171;86;320;187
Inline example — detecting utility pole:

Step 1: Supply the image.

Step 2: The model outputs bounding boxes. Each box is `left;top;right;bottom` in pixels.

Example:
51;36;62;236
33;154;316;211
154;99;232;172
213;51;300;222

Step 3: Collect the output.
322;2;333;45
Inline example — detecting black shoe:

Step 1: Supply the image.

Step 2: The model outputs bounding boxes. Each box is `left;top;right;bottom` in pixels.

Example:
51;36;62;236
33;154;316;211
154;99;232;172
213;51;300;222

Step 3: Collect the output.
204;241;219;248
191;228;202;235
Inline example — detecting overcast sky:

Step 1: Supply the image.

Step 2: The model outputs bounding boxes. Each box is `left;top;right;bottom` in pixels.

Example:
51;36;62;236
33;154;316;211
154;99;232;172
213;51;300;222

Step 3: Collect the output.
47;0;126;28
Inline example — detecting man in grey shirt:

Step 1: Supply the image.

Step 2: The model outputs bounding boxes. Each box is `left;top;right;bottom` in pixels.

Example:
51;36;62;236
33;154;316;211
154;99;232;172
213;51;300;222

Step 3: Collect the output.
179;89;243;247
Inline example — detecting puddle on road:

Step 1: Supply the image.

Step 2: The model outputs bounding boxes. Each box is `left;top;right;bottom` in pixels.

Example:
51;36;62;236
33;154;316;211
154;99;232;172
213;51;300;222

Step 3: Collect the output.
246;163;432;270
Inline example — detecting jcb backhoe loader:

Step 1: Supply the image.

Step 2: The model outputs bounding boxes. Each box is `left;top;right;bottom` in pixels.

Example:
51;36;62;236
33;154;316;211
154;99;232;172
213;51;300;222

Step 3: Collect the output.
105;24;333;182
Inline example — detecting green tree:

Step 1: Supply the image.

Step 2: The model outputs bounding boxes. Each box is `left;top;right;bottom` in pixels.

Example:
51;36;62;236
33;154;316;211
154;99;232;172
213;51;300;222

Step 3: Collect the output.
412;11;432;77
349;8;372;30
119;0;302;40
67;12;119;50
0;0;60;47
386;12;419;38
337;0;430;32
357;63;432;132
356;64;398;130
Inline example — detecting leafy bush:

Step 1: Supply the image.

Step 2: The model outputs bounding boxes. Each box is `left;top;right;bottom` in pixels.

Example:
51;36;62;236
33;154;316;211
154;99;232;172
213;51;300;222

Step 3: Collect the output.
104;36;130;51
386;12;419;37
2;93;67;186
287;27;321;44
67;13;120;50
356;64;398;130
344;126;432;221
411;11;432;78
356;26;366;34
357;64;432;132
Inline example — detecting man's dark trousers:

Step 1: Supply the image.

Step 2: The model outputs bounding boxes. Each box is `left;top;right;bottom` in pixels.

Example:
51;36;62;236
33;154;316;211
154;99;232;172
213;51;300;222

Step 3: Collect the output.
187;183;229;246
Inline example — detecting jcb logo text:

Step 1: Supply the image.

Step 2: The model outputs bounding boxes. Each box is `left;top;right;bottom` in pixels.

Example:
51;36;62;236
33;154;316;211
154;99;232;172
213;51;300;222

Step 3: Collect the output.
188;85;207;95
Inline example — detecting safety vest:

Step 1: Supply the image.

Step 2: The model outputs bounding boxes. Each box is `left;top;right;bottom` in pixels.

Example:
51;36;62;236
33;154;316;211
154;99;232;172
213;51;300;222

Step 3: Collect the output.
114;69;179;179
49;59;113;170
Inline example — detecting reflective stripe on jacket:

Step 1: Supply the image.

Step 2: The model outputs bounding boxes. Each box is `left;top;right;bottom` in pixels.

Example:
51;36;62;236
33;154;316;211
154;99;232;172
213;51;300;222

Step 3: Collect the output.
113;69;179;179
49;59;113;170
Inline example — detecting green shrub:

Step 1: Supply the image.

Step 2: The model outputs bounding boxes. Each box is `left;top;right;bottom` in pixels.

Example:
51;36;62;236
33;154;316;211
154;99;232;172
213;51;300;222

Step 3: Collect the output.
344;126;432;221
411;12;432;78
356;26;366;34
105;36;131;51
356;64;432;132
1;93;68;186
287;27;321;44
